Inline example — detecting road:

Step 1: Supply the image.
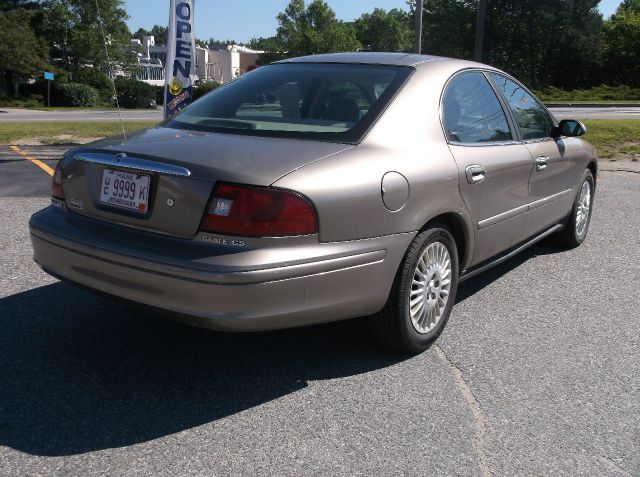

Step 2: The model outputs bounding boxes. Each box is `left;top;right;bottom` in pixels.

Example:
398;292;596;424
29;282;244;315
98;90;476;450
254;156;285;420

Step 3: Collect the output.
1;146;639;476
0;108;161;122
1;106;640;122
549;106;640;120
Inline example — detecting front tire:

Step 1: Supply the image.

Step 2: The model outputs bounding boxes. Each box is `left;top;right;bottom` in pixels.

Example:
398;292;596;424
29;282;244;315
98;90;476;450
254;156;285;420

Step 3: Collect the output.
557;169;594;247
370;225;459;354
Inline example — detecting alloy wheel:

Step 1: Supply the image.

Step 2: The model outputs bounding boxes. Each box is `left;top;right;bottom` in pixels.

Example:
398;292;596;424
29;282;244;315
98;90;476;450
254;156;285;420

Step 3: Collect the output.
575;180;592;238
409;242;452;334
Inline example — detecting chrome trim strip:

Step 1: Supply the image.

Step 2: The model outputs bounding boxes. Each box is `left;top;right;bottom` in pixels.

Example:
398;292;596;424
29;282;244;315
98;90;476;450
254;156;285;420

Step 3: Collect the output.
527;188;572;210
460;224;563;282
74;152;191;177
478;203;528;229
449;140;520;148
478;188;573;229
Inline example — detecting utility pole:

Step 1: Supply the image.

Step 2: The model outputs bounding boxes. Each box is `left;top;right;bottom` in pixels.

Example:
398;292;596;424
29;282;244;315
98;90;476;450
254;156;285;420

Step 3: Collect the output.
474;0;487;62
414;0;423;54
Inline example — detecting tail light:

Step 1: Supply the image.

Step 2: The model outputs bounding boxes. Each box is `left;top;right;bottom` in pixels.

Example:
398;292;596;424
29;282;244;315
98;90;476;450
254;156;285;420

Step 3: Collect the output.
200;182;317;237
51;161;65;200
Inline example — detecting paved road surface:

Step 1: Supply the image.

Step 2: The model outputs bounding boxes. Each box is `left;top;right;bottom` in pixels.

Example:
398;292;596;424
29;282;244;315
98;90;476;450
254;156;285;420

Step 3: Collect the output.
0;108;161;122
1;106;639;122
1;146;638;476
550;106;640;120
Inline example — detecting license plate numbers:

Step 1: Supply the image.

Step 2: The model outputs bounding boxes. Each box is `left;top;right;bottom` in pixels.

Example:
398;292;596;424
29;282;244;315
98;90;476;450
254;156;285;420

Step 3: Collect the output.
99;169;150;213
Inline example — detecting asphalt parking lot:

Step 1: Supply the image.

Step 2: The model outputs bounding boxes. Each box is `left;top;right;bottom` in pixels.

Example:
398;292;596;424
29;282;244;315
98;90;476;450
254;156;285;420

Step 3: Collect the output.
1;145;638;476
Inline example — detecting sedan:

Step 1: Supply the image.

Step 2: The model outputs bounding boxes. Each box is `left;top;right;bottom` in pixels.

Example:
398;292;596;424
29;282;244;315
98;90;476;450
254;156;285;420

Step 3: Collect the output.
29;53;597;353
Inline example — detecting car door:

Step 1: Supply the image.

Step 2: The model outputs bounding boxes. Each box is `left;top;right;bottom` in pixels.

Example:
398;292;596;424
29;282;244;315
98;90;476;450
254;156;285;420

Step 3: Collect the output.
489;73;582;237
442;71;534;265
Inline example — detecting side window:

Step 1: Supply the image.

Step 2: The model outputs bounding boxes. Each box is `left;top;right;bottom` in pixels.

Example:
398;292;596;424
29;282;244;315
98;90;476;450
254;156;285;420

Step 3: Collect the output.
490;73;555;140
442;72;512;144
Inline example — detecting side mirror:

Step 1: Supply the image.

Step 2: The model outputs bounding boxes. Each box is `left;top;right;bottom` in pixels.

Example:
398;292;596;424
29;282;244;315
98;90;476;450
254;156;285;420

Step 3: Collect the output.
552;119;587;138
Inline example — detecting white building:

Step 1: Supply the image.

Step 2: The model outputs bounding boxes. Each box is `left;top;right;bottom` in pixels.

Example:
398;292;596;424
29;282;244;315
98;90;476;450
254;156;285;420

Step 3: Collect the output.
132;36;262;86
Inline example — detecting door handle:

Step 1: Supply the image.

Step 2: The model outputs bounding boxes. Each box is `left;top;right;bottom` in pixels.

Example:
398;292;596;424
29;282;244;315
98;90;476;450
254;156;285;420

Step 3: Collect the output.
465;165;486;184
536;156;549;171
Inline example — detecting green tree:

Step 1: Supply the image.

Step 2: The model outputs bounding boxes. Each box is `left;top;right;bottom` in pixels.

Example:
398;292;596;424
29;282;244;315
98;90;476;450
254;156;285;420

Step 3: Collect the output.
257;0;360;64
354;8;412;52
483;0;604;88
618;0;640;12
202;38;238;49
133;25;168;45
0;8;49;96
249;36;285;64
603;0;640;86
409;0;604;88
420;0;476;58
40;0;132;76
0;0;40;11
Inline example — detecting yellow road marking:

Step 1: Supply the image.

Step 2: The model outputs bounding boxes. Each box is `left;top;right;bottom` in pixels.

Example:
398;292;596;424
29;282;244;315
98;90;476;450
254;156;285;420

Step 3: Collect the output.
9;145;55;176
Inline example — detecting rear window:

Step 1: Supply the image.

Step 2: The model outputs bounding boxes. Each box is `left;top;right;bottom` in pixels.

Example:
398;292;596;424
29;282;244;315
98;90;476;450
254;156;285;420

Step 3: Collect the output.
164;63;412;143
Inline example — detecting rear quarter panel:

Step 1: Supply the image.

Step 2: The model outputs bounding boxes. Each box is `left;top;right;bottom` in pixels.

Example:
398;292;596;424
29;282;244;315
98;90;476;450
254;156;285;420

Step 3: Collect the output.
273;62;476;267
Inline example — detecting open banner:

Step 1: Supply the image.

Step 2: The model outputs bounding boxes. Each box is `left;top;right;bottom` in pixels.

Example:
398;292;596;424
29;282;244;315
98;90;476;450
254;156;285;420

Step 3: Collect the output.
164;0;196;118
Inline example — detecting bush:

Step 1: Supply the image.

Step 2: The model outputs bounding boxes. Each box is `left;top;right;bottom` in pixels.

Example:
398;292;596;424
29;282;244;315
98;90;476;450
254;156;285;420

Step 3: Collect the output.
53;82;99;107
535;85;640;102
17;81;45;98
76;68;113;103
114;77;156;108
0;96;43;108
153;85;164;106
192;81;221;101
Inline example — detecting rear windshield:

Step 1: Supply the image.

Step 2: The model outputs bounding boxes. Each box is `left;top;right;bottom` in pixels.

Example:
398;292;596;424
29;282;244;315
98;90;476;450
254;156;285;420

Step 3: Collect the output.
164;63;412;143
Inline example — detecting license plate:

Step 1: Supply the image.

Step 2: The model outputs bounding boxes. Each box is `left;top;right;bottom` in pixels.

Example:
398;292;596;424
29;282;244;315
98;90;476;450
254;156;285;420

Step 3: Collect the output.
99;169;151;214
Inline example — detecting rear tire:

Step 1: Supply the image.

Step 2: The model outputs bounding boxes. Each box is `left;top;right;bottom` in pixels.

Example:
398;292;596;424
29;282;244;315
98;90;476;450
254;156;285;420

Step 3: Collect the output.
557;169;594;248
370;224;459;354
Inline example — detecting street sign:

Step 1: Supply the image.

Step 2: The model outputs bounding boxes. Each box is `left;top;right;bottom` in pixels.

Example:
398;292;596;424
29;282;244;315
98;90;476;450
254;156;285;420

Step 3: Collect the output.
43;72;54;107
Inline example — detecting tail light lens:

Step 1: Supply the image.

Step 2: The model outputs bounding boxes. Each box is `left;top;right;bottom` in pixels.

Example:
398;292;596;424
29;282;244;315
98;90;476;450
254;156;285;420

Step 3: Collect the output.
200;182;317;237
51;161;65;200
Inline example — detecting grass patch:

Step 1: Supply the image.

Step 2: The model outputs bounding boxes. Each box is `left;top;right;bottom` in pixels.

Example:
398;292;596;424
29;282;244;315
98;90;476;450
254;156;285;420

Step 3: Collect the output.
0;121;157;145
583;120;640;160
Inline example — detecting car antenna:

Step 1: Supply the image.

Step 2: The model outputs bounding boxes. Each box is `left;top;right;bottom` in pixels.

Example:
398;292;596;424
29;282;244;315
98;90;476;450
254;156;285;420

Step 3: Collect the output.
95;0;127;143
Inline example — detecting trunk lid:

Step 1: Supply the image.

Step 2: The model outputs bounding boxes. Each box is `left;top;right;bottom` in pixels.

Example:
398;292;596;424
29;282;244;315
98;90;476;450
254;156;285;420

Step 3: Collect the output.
60;127;352;237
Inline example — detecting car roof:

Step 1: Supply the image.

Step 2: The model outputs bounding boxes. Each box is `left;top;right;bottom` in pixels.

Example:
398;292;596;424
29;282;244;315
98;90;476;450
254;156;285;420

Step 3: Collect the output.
276;52;481;69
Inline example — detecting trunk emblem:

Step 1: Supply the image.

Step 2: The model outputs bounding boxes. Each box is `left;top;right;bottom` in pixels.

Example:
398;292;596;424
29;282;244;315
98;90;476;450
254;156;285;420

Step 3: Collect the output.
114;152;127;163
167;198;175;207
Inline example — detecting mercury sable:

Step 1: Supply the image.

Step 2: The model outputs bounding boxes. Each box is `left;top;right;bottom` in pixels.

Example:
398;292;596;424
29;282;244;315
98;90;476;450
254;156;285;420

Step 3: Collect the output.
29;53;597;353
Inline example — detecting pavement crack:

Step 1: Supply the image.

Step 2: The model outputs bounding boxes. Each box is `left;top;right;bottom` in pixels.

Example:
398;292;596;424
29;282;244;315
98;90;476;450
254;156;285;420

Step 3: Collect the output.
600;456;632;476
601;168;640;174
434;344;491;477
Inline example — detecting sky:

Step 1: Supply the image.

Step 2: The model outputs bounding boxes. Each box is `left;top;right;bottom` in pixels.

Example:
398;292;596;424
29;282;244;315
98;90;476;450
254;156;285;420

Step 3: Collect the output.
124;0;624;44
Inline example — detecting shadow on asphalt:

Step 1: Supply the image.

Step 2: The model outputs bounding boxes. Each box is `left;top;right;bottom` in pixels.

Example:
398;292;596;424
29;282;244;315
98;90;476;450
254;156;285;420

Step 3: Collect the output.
0;240;569;456
0;282;407;456
456;241;568;302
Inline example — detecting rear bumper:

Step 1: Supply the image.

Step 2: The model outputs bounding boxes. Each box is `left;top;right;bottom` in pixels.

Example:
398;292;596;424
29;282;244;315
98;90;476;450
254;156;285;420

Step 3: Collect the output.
29;206;414;331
